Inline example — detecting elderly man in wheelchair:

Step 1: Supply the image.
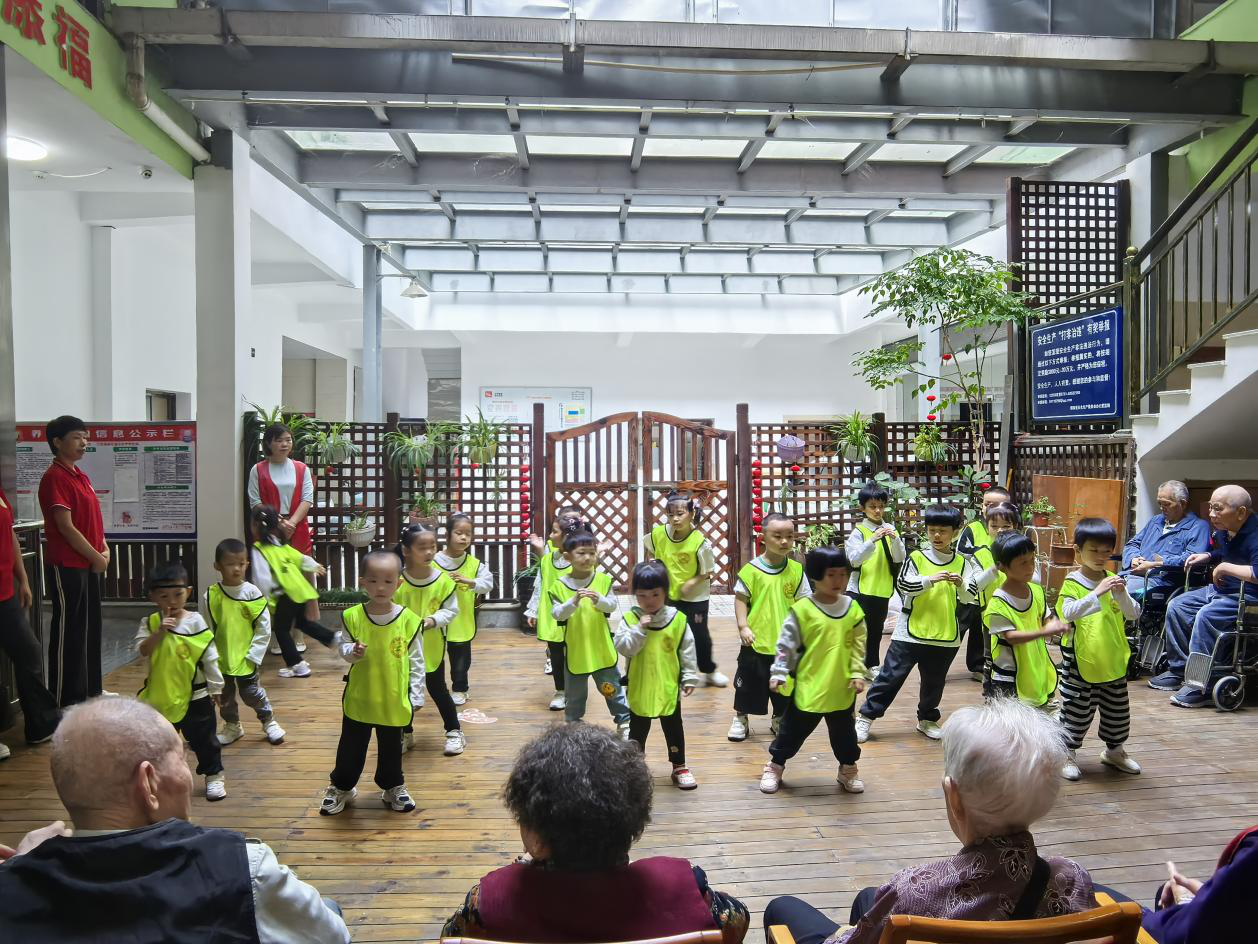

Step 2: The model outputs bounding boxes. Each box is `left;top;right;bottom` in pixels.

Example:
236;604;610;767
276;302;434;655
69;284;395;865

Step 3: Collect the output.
1145;485;1258;710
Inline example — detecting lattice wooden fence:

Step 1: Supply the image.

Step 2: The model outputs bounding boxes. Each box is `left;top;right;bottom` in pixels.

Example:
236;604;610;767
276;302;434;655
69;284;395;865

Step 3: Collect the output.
1010;431;1137;535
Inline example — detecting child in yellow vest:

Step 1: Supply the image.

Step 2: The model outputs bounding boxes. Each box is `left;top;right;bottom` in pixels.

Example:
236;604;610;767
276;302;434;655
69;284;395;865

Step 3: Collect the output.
957;485;1014;680
394;523;462;757
135;561;226;801
845;481;906;674
249;504;335;678
614;561;700;790
760;546;867;796
322;550;426;816
1056;517;1142;781
644;492;726;688
526;509;582;711
436;512;495;707
967;501;1034;696
983;532;1064;711
550;521;630;735
730;512;808;742
205;538;285;747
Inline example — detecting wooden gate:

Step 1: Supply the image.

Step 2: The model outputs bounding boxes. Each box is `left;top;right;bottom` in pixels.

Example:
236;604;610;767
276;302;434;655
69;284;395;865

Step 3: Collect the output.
545;412;738;592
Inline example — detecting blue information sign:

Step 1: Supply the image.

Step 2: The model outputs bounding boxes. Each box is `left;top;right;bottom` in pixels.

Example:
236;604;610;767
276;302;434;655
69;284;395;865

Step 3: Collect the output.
1030;307;1123;422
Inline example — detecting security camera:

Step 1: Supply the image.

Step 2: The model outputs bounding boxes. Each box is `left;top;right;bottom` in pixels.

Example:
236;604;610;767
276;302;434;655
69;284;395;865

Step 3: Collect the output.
139;166;154;180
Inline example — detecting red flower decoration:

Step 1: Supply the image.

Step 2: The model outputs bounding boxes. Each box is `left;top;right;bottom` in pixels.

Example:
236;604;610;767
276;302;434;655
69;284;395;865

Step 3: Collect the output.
979;483;992;490
753;524;763;533
470;462;480;469
790;464;802;473
520;464;530;473
751;459;761;468
927;414;937;421
926;394;936;402
942;353;953;361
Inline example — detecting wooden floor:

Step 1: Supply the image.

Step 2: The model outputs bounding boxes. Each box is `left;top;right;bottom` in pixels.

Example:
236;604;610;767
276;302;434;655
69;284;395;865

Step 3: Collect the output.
3;617;1257;943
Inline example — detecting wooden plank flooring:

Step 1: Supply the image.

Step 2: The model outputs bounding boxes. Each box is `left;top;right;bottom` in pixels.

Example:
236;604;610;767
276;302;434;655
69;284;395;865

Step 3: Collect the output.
3;616;1257;943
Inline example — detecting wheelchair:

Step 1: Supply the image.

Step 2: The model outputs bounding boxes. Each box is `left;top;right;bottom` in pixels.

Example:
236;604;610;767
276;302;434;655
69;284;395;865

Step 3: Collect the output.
1127;564;1212;679
1183;581;1258;712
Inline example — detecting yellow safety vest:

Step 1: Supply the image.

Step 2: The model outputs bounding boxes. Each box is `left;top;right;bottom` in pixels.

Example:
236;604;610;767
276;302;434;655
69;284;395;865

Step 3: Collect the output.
624;608;689;718
1056;573;1131;684
439;553;482;644
394;571;457;673
965;520;992;553
254;541;318;604
137;613;214;724
552;572;617;674
906;550;965;643
853;524;894;598
206;584;268;677
737;557;805;655
790;597;866;714
535;549;572;644
341;604;422;727
650;524;707;599
972;545;1006;609
987;583;1058;708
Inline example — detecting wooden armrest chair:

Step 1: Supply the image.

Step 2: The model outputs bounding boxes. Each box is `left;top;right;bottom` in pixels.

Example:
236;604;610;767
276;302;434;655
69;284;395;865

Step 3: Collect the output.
441;931;724;944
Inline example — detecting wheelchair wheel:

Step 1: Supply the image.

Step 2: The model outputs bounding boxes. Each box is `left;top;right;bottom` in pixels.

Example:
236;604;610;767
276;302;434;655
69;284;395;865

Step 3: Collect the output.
1212;675;1245;712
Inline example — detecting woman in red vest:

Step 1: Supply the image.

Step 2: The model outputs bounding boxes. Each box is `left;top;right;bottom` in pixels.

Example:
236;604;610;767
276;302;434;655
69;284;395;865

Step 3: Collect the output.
441;723;749;943
248;424;314;555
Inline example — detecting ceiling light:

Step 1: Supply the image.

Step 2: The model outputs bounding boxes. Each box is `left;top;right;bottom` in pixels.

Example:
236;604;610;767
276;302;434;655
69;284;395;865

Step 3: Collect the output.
6;136;47;162
401;277;428;298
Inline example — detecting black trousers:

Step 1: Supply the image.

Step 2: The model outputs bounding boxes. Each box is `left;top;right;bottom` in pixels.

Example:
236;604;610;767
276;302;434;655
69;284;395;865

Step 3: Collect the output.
770;702;860;767
0;596;60;742
272;596;335;667
628;703;686;765
46;565;102;707
447;640;472;693
958;603;987;673
175;697;223;776
762;890;877;944
330;714;405;791
733;646;791;717
860;639;958;723
546;641;566;692
426;662;461;731
671;599;715;673
851;593;890;668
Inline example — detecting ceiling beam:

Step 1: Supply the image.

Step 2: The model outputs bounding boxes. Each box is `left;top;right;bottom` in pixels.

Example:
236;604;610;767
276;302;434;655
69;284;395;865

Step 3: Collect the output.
630;108;651;172
841;142;883;176
943;144;995;177
389;131;419;168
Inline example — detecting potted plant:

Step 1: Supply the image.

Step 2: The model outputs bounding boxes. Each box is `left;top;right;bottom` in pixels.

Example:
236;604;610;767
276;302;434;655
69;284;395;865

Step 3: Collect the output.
1025;497;1056;528
402;492;446;529
831;412;878;463
306;422;360;474
463;409;506;466
425;420;465;458
913;424;952;464
344;510;376;548
319;587;369;610
383;428;435;474
802;522;837;553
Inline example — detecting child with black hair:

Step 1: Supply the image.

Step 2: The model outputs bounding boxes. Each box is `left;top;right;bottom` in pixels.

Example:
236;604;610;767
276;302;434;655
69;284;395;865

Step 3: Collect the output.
323;549;425;816
615;560;700;789
761;546;867;796
1056;517;1142;781
525;509;582;710
206;538;285;747
550;521;630;735
729;512;808;742
857;504;978;743
846;481;906;673
644;492;726;689
135;560;226;801
436;512;495;707
394;523;463;757
984;531;1065;709
249;504;335;678
966;502;1035;683
956;484;1015;681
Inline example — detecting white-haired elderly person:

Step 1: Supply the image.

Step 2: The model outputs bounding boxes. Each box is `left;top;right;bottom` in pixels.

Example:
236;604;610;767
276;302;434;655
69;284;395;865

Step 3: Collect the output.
763;699;1096;944
0;696;349;943
1121;480;1209;601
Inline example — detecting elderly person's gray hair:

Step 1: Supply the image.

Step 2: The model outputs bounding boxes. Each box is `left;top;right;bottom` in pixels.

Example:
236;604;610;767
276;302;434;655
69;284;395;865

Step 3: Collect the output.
942;699;1067;839
1159;480;1189;505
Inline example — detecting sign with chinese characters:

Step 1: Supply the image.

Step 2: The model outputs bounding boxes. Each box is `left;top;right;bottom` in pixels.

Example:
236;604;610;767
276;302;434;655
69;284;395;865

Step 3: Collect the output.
1030;307;1124;422
15;422;197;539
479;387;594;432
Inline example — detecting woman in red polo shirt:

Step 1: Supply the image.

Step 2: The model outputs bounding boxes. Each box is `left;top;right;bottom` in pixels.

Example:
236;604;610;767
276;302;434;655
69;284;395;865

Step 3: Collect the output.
36;415;109;709
0;485;61;758
247;424;315;555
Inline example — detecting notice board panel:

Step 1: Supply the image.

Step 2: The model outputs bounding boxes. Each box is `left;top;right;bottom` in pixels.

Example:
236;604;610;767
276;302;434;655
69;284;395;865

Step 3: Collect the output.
478;387;593;432
1030;307;1123;422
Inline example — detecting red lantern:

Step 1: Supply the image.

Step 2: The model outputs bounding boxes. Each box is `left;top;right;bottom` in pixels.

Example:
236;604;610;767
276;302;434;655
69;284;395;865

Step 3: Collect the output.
979;483;992;491
520;464;530;473
926;394;936;402
790;464;802;473
942;353;953;361
751;459;761;468
927;414;937;421
753;524;763;534
470;462;480;470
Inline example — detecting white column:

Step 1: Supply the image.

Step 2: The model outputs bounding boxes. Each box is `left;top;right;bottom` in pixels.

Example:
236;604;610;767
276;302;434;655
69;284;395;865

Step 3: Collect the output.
194;131;252;595
918;325;942;422
0;47;15;493
361;245;383;421
90;226;116;418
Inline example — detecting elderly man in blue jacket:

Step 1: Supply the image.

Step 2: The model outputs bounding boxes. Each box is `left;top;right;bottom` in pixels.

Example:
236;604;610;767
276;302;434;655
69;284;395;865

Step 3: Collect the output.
1122;480;1210;599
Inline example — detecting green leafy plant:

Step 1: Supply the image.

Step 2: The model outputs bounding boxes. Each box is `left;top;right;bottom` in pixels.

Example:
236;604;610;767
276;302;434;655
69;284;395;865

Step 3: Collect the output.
1024;496;1056;522
851;248;1034;473
401;492;446;521
346;509;374;531
463;408;506;465
942;465;995;521
912;424;952;464
845;471;923;538
424;420;464;457
306;423;360;470
319;587;369;606
514;560;540;584
802;523;838;552
830;412;879;462
384;429;435;473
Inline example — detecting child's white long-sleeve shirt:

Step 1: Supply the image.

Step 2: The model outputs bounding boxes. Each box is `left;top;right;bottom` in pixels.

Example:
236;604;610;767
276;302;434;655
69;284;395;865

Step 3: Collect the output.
613;605;701;689
399;569;460;629
435;551;495;595
890;547;978;648
134;612;224;697
771;595;866;685
1057;570;1142;622
334;603;426;709
202;581;273;669
551;573;619;620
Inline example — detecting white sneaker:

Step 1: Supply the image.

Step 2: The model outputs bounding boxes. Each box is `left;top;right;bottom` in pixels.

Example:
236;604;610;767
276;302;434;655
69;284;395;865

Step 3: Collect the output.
1061;751;1081;781
617;721;631;741
382;785;416;812
855;716;873;744
294;630;307;653
727;714;749;741
402;730;414;753
671;766;698;790
837;764;865;794
916;719;943;740
544;656;553;675
269;642;281;655
1100;746;1142;775
864;665;879;682
451;691;468;706
443;730;466;756
759;762;783;794
770;714;783;737
205;775;227;802
216;722;244;745
320;785;355;816
548;692;567;711
0;742;10;761
278;661;311;678
263;720;285;744
704;670;730;688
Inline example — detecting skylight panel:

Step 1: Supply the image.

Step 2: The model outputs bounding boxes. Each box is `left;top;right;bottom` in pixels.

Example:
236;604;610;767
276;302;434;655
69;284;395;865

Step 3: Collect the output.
758;140;858;161
641;138;748;159
973;145;1075;165
407;132;516;154
873;143;968;163
286;131;397;152
527;135;633;157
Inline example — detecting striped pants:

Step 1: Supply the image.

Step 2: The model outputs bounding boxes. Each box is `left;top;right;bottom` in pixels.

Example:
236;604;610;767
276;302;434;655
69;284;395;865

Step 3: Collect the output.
1058;654;1130;750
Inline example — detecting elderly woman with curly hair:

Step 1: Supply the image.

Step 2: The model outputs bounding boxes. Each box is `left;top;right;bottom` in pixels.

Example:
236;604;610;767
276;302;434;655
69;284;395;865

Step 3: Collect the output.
441;722;749;943
765;699;1098;944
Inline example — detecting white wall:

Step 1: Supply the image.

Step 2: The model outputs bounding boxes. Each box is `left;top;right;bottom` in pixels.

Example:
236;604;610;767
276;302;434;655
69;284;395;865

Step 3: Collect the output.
383;347;428;418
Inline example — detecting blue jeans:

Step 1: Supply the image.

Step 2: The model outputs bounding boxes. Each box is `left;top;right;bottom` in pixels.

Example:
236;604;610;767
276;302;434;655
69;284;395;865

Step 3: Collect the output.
1164;585;1238;679
564;665;630;725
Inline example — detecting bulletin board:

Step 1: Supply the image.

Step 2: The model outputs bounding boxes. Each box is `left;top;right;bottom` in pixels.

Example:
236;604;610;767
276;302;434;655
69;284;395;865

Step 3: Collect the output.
478;387;593;432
